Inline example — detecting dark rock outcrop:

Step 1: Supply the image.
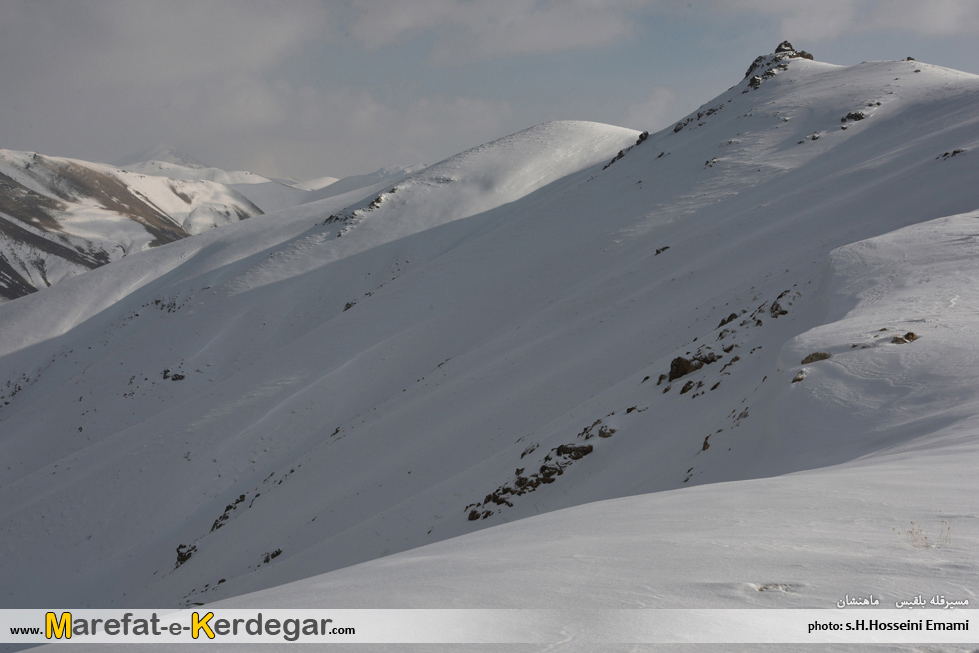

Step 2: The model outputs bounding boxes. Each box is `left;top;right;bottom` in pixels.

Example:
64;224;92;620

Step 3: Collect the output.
801;352;831;365
891;332;919;344
745;42;814;80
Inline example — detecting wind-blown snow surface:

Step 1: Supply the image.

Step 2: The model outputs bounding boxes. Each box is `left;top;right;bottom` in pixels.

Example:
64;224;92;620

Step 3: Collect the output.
2;52;979;650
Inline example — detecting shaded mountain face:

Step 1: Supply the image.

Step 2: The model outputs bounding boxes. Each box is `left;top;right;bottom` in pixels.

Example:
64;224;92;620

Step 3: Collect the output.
1;43;978;618
0;149;263;301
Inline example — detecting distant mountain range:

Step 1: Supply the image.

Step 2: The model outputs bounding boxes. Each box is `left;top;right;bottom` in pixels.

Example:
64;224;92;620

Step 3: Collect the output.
0;144;426;302
0;149;263;301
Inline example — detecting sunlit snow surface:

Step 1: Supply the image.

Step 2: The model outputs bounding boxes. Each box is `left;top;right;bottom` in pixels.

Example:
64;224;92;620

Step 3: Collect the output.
3;53;979;652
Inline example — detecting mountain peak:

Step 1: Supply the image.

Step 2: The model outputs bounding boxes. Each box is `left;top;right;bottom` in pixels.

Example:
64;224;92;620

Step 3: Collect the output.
744;41;814;79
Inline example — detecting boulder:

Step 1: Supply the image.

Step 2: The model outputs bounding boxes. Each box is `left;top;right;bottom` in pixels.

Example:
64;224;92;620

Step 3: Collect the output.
801;352;831;365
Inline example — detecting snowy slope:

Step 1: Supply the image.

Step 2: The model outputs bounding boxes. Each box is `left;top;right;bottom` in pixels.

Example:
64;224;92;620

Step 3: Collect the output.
225;180;310;214
2;44;978;644
199;209;979;653
290;175;339;191
302;164;428;203
230;166;429;214
0;150;264;301
66;383;976;651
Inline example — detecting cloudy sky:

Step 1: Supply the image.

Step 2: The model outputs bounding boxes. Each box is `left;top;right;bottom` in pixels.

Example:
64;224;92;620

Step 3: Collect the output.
2;0;977;181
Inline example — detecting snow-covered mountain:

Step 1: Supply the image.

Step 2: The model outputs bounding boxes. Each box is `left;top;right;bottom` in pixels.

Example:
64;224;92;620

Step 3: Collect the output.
3;42;979;651
116;144;210;171
119;147;428;215
116;146;311;214
0;149;263;302
122;159;272;187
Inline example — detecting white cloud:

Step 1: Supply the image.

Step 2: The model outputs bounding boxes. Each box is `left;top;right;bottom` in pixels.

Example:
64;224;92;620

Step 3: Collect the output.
618;87;682;132
3;0;975;181
774;1;861;42
0;0;525;177
345;0;647;63
172;81;515;179
864;0;979;36
712;0;979;41
0;0;331;88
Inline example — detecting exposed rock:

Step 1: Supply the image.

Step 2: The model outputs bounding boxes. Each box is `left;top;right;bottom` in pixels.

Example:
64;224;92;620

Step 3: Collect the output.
891;332;919;344
718;312;738;328
597;426;616;438
175;543;197;568
603;144;635;170
668;348;722;383
745;42;813;80
800;352;831;365
576;419;615;441
745;55;767;79
770;291;789;317
719;355;740;373
262;549;282;564
669;356;701;382
792;371;805;383
694;351;720;365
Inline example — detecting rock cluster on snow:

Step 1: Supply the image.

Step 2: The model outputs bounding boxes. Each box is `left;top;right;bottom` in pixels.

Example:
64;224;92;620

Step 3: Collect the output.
741;41;815;95
744;41;814;80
